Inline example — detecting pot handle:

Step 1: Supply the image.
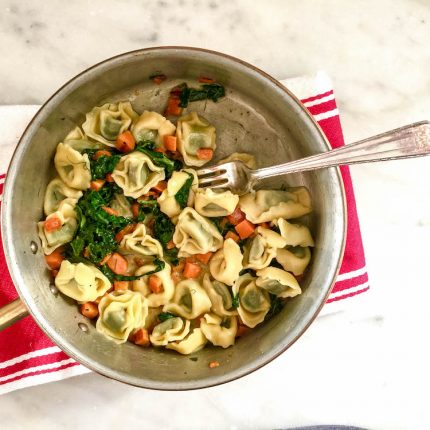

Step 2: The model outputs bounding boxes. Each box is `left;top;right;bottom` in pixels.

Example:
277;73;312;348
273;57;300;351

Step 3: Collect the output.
0;298;29;331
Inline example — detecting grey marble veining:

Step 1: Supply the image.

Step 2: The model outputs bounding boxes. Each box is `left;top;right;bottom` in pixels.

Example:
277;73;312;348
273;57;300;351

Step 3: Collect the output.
0;1;430;429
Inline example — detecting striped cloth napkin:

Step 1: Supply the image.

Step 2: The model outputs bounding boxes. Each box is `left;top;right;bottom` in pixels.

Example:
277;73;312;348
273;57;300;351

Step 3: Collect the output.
0;72;369;395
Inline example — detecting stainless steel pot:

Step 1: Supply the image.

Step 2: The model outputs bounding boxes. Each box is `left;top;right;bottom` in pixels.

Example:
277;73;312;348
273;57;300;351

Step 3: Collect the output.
0;47;346;390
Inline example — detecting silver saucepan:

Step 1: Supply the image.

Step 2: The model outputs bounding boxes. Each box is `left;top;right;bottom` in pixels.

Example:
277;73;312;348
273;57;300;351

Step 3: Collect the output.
0;47;346;390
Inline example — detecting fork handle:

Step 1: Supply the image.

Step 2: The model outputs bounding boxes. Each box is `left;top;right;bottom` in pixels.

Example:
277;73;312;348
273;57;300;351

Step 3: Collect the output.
251;121;430;180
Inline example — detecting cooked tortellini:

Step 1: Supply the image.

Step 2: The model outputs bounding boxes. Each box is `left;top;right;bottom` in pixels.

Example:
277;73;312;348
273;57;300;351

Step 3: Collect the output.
176;112;216;166
112;151;165;198
157;169;198;218
55;260;111;302
242;227;285;270
209;239;243;286
219;152;257;169
239;187;312;224
150;317;190;346
163;279;212;320
173;207;223;257
256;267;302;298
232;274;271;328
166;328;207;354
132;111;175;148
120;224;163;258
40;91;316;356
110;193;133;218
276;246;312;276
96;291;148;344
132;260;175;307
200;313;238;348
273;218;314;247
194;188;239;217
54;143;91;190
37;199;78;254
82;101;138;147
202;273;237;317
43;177;82;216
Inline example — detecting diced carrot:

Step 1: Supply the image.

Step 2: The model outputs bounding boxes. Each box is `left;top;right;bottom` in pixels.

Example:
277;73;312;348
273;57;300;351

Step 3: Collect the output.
105;173;114;182
171;271;182;284
225;231;240;243
133;328;151;346
115;131;136;153
44;216;62;232
102;206;119;216
195;252;213;265
51;269;59;278
163;135;177;152
115;224;136;243
154;147;165;153
167;240;175;250
235;219;256;239
137;191;159;201
196;148;213;160
236;325;249;338
93;150;112;160
83;248;90;258
185;255;197;264
44;248;64;270
114;281;130;291
227;206;246;225
220;218;229;229
131;202;140;218
152;180;167;193
148;275;163;294
107;252;128;275
151;74;166;85
165;97;182;116
259;222;270;229
80;302;99;319
90;179;105;191
99;253;113;266
183;262;201;279
209;361;220;369
198;76;215;84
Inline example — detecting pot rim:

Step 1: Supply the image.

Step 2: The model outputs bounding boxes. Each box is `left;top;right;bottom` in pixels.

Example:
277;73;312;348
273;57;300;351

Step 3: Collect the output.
1;46;347;390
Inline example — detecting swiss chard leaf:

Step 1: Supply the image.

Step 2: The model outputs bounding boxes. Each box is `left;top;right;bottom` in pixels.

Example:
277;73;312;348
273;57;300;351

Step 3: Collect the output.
212;217;235;236
178;83;225;108
153;212;175;248
100;258;165;281
135;143;182;178
174;172;193;209
264;295;284;321
91;154;121;180
232;293;240;309
158;312;176;322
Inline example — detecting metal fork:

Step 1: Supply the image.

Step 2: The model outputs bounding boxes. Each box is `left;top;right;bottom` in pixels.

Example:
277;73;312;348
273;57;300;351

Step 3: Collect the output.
197;121;430;195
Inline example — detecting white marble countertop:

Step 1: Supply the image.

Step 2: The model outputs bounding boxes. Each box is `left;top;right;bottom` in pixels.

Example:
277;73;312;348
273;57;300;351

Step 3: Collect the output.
1;0;430;429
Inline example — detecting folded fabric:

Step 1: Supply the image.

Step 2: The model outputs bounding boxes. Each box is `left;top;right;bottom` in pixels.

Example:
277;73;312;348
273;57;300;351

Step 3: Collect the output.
0;71;369;395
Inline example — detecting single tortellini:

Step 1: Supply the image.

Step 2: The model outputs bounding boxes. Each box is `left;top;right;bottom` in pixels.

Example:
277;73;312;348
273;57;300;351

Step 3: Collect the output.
43;177;82;216
176;112;216;167
120;224;163;258
232;274;270;328
96;290;148;344
256;267;302;298
64;126;104;153
272;218;314;247
194;188;239;217
276;246;312;276
219;152;257;169
132;260;174;307
163;279;212;320
82;101;138;147
149;317;190;346
166;328;207;355
242;227;285;270
202;273;237;317
173;207;223;257
110;193;133;218
239;187;312;224
200;313;237;348
55;260;111;302
131;111;175;147
54;143;91;190
112;151;165;199
38;199;78;254
209;238;243;286
157;169;198;219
